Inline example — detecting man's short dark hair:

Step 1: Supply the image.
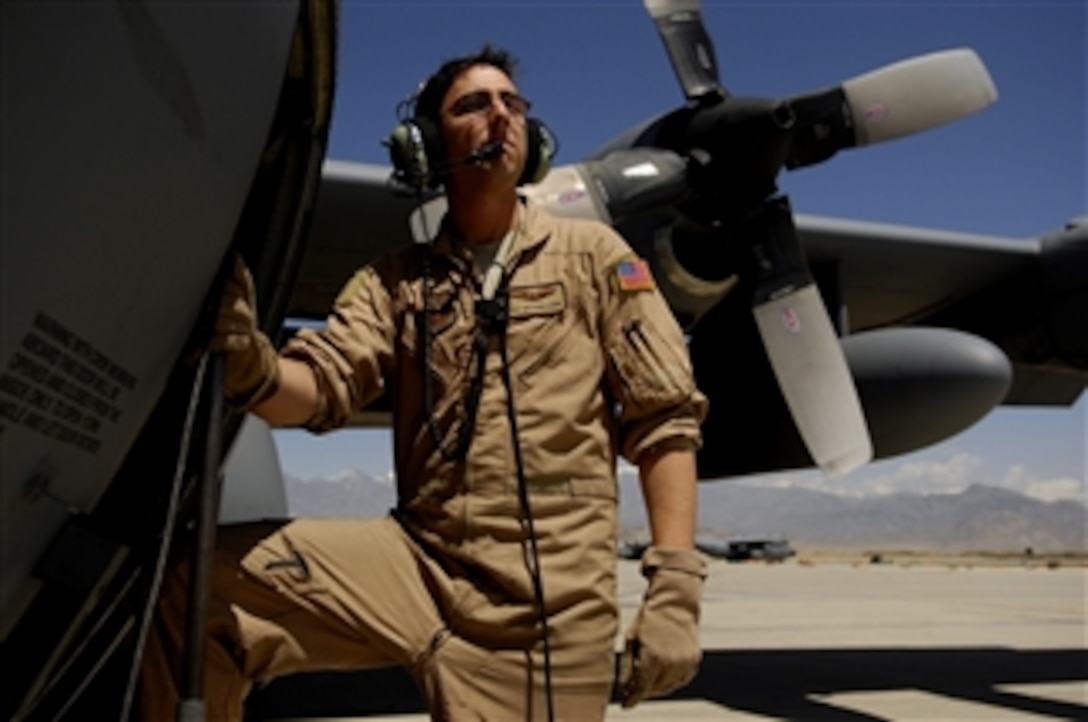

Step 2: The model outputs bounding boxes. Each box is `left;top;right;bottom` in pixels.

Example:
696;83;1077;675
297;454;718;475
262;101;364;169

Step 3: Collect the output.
414;44;519;123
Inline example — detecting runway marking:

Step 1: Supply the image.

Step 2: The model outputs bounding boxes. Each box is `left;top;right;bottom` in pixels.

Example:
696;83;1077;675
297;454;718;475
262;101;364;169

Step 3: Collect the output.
998;681;1088;707
812;689;1062;720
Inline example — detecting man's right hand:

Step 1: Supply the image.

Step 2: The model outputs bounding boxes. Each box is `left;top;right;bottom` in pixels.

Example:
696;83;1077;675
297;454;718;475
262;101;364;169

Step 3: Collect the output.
617;546;705;708
213;254;281;408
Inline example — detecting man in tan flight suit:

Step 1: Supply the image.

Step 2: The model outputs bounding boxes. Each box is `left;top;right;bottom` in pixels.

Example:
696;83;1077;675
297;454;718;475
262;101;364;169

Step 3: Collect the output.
139;45;708;721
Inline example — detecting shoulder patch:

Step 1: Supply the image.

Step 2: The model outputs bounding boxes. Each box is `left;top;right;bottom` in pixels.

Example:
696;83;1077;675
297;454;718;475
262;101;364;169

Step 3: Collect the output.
613;257;656;292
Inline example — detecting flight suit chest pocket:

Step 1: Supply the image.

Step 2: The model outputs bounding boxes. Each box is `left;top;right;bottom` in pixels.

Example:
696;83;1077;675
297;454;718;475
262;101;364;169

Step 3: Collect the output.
402;283;472;379
505;281;578;380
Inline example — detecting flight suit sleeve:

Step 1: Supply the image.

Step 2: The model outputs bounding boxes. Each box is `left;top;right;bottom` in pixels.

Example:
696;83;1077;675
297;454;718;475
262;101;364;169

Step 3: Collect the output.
594;226;708;463
279;258;399;432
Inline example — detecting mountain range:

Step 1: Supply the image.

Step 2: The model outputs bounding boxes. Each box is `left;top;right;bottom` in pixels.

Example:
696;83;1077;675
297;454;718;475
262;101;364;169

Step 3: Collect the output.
283;470;1086;553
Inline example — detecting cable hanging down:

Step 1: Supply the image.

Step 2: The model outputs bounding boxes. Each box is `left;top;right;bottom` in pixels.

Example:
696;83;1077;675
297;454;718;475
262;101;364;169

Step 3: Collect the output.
414;192;556;722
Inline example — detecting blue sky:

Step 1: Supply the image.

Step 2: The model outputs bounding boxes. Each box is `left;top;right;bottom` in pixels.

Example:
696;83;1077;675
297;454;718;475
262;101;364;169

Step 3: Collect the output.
275;0;1086;503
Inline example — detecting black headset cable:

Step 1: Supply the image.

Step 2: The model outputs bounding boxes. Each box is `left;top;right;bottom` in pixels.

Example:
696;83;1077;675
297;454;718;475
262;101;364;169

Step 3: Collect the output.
416;201;556;722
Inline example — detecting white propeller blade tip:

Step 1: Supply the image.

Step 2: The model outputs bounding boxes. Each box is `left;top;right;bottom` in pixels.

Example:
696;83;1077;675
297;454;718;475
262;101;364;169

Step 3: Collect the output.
844;48;998;146
816;445;873;478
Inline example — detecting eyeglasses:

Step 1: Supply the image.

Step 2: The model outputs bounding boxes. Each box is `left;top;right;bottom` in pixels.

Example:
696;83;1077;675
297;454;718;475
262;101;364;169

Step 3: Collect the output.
447;90;532;118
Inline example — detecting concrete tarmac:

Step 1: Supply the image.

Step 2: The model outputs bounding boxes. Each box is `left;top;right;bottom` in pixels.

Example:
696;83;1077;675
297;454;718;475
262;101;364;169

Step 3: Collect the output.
251;557;1087;721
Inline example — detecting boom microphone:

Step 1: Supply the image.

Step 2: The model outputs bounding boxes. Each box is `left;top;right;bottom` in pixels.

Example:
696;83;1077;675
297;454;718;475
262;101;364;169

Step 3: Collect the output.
467;140;504;163
437;140;504;172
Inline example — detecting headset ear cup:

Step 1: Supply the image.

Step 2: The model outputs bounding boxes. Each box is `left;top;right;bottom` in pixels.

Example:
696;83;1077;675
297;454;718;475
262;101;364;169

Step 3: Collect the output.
414;116;446;188
387;116;446;189
387;121;427;189
519;118;558;186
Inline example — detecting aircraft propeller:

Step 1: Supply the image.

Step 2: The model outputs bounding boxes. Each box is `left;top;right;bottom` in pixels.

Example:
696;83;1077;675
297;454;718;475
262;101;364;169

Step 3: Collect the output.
636;0;997;475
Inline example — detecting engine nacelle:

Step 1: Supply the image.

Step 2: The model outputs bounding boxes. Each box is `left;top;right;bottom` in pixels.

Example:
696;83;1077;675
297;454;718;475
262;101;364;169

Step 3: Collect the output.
693;326;1012;479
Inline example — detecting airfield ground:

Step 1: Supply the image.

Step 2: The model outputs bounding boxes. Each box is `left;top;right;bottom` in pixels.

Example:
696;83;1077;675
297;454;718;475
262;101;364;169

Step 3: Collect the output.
788;547;1088;569
256;554;1087;721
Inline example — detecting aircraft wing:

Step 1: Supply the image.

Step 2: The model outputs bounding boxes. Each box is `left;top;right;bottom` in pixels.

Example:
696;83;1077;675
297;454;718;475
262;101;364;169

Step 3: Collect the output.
294;162;1036;327
293;160;1086;397
796;215;1035;332
285;161;428;321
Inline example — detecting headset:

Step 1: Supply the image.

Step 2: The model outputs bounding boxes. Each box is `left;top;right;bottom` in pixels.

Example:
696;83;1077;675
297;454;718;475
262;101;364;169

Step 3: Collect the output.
385;94;558;190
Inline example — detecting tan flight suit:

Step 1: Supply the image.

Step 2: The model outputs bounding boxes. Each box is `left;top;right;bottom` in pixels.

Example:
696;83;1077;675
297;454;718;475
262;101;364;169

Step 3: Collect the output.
138;199;706;721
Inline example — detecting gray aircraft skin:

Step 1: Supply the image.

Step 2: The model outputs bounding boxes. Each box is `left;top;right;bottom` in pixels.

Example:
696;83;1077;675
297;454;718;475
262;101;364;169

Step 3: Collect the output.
1;1;1085;720
2;2;337;719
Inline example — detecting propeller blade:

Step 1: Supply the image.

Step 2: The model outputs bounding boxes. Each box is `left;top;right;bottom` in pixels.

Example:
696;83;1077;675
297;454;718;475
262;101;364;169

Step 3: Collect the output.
844;48;997;147
644;0;724;102
754;284;872;476
748;198;872;476
783;48;997;169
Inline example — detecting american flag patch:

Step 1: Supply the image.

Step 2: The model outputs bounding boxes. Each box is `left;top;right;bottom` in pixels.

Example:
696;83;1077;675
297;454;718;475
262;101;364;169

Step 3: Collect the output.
615;258;655;292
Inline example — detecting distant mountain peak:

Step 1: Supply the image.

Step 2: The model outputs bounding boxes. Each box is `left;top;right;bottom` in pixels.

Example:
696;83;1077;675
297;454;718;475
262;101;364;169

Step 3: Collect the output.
283;472;1086;552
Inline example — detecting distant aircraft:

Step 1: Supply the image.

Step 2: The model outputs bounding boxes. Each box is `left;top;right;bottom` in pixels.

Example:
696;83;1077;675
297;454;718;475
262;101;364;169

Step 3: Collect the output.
617;539;650;561
700;538;797;564
620;537;796;563
2;0;1084;720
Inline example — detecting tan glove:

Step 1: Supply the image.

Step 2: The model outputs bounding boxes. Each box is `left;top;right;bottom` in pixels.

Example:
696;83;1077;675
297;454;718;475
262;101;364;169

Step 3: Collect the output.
213;254;280;408
618;546;706;708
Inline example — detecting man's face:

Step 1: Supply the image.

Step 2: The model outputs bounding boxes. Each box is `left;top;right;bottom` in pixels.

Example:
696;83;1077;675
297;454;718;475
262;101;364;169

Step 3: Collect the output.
438;64;529;191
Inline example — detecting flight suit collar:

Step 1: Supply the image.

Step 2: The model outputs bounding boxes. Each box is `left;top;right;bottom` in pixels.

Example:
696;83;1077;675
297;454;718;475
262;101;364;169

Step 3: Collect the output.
428;219;474;278
429;196;555;277
507;197;555;263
